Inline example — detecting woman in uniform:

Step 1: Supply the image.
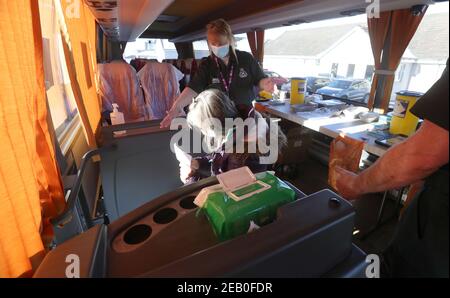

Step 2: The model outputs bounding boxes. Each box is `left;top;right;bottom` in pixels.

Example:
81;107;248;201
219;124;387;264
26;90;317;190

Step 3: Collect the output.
160;18;281;127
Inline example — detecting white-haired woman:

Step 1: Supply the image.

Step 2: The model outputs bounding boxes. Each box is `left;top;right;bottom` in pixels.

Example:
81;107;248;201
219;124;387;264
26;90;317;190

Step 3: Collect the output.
180;89;286;184
161;19;283;128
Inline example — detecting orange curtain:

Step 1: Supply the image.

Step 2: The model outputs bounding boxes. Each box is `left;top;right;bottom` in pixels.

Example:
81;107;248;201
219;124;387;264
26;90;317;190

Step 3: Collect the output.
256;30;265;65
247;31;258;58
0;0;65;277
367;8;427;112
247;29;265;66
379;8;427;110
367;11;392;110
60;0;100;146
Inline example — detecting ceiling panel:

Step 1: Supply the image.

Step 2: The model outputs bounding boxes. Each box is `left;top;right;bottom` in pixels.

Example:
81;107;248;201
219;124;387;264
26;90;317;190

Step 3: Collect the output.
144;0;235;35
87;0;437;42
143;0;302;39
167;0;436;42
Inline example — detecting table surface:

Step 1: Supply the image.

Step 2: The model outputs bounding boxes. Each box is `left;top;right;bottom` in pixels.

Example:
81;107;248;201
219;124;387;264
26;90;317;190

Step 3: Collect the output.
255;101;391;157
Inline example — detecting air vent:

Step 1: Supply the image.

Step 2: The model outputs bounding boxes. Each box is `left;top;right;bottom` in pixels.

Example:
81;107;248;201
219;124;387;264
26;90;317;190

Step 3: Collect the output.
156;14;182;23
340;8;366;17
288;19;308;25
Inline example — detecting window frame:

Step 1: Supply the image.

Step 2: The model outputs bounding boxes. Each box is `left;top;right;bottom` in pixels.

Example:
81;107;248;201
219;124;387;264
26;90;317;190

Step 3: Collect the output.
57;114;83;155
39;0;81;149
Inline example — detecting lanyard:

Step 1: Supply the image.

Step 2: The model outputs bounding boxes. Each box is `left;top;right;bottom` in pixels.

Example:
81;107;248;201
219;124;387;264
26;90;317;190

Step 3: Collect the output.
214;56;234;94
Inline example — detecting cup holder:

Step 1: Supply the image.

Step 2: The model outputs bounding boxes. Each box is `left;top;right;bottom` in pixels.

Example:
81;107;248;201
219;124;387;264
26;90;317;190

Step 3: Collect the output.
179;196;198;210
123;224;152;245
153;208;178;224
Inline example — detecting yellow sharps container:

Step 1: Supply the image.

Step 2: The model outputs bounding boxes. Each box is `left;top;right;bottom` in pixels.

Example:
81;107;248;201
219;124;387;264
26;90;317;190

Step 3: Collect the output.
390;91;423;136
290;77;306;105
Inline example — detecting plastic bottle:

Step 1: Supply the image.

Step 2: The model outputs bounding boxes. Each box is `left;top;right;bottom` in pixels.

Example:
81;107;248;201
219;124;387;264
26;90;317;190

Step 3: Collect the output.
110;103;126;135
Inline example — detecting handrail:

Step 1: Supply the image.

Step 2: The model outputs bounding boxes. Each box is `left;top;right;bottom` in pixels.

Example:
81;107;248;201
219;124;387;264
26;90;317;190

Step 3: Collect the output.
51;144;117;228
100;119;176;144
102;119;166;133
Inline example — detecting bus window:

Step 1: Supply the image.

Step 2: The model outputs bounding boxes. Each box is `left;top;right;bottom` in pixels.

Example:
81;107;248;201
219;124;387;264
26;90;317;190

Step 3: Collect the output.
124;38;178;63
264;1;449;107
235;33;252;52
192;39;209;59
388;2;449;108
39;0;78;138
264;14;375;104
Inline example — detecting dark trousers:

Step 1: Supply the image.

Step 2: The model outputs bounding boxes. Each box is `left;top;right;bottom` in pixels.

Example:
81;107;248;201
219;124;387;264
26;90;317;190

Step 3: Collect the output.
382;167;449;278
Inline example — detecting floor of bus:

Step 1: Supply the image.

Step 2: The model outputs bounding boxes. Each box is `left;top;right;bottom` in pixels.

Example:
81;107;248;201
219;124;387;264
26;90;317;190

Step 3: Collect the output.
282;157;398;256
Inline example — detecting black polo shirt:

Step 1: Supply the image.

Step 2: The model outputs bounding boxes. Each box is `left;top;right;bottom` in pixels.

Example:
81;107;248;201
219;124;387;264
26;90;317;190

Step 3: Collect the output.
383;62;449;277
188;50;266;106
410;63;449;132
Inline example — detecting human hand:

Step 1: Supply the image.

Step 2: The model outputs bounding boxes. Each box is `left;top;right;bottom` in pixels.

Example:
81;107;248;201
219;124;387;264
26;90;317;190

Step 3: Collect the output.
179;162;193;184
261;77;288;93
334;166;363;200
160;106;184;128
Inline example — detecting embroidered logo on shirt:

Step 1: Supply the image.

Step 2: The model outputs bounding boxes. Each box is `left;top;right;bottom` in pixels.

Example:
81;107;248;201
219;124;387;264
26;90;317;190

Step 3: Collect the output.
212;78;220;84
239;68;248;78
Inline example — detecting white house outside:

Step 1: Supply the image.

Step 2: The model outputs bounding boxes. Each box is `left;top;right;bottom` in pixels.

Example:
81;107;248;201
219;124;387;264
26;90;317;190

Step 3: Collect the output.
264;12;449;104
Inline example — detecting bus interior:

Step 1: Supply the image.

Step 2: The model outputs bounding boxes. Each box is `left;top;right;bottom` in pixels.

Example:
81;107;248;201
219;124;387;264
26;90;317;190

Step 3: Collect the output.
0;0;448;278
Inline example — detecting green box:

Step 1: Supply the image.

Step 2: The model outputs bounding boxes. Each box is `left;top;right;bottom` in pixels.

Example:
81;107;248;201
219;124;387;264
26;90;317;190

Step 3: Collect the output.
200;172;296;241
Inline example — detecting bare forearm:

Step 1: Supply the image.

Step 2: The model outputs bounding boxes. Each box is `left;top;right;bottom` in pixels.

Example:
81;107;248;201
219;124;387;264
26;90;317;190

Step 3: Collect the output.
172;87;198;112
355;121;449;194
355;143;438;194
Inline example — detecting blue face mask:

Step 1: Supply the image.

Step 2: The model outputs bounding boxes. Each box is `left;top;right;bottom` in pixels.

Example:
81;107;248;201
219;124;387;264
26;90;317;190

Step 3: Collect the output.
210;44;230;59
